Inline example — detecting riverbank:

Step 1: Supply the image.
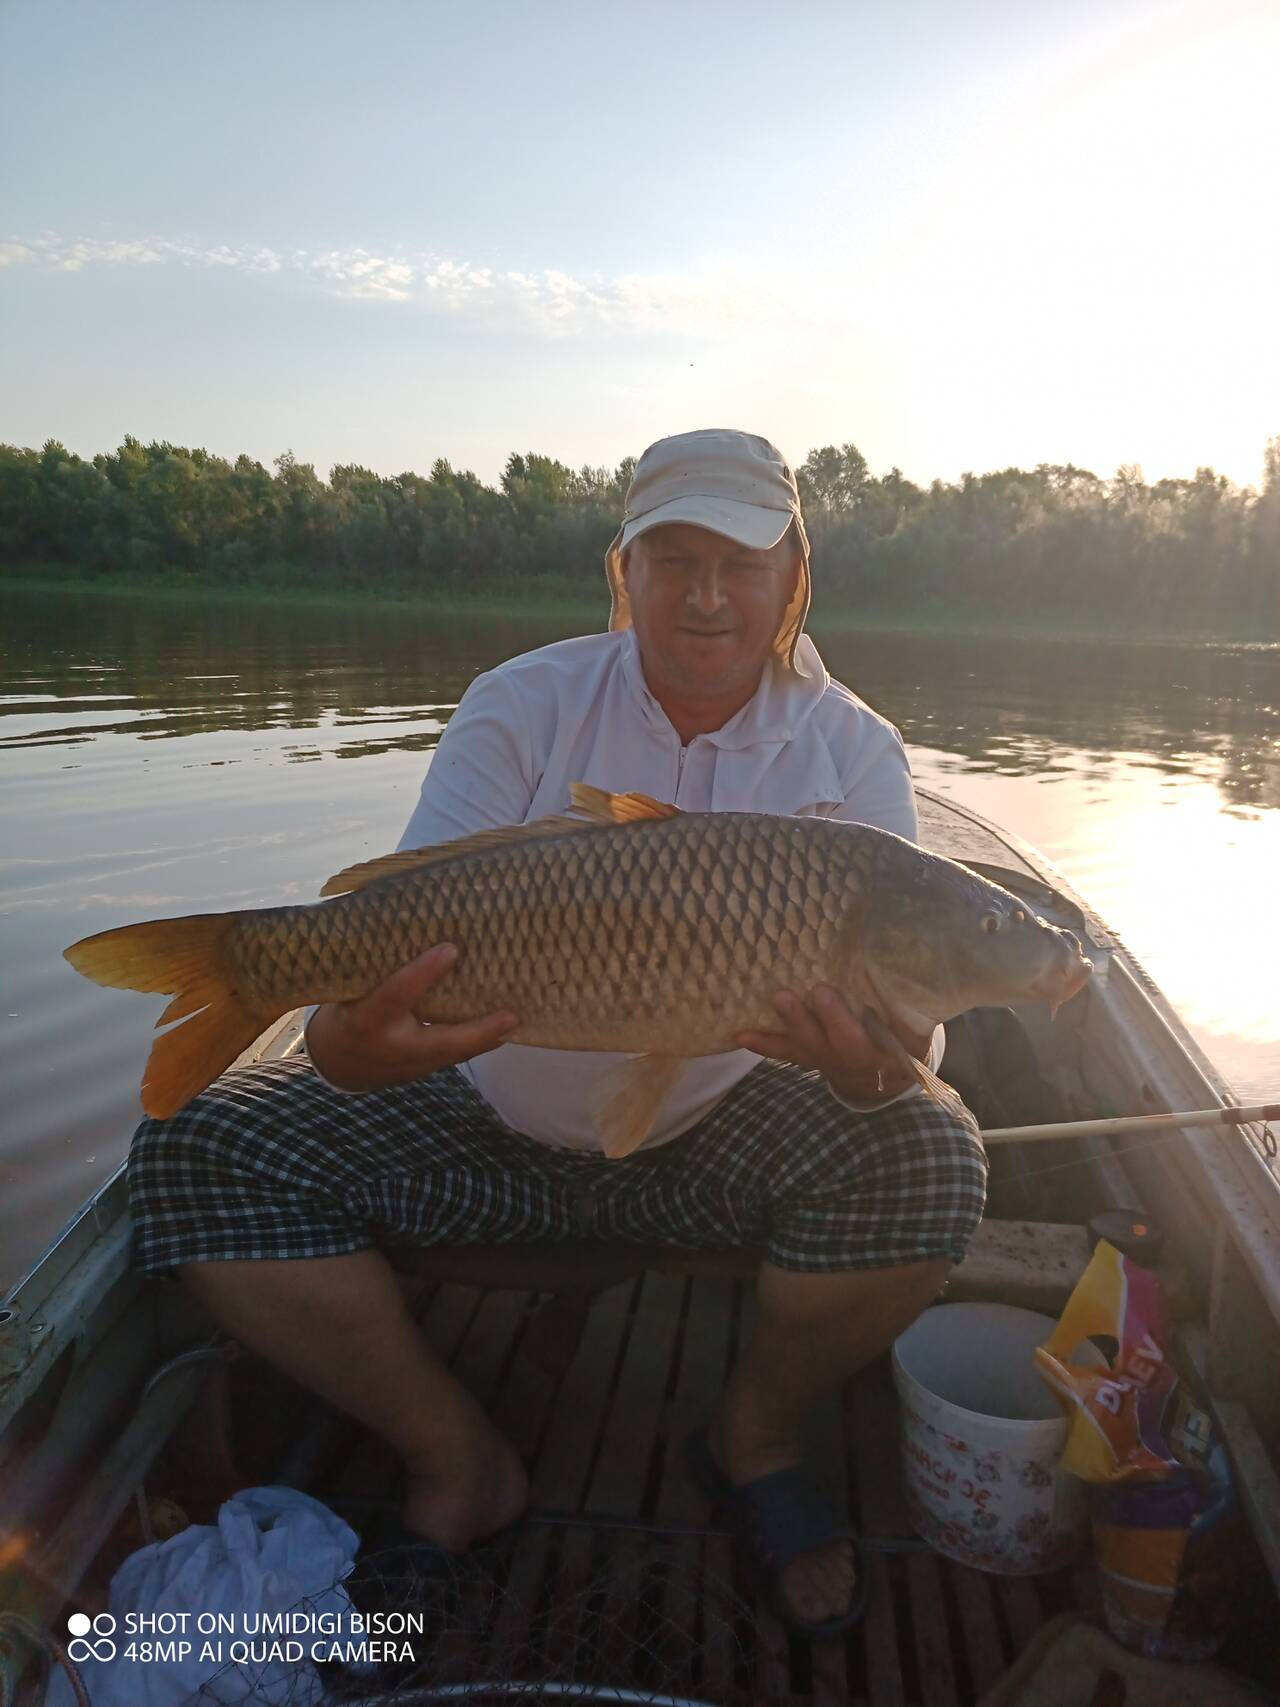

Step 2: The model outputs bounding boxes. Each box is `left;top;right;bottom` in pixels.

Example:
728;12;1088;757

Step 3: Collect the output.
0;565;606;624
2;566;1274;648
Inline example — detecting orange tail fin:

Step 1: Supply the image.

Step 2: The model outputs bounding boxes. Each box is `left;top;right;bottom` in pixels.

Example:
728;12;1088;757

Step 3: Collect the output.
64;914;276;1118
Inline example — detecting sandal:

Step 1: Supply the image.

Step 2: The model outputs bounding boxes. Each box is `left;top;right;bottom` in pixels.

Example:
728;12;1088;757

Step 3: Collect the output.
684;1425;870;1639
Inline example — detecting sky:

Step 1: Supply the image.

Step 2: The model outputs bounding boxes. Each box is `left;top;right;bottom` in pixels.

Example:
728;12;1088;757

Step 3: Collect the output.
2;0;1277;491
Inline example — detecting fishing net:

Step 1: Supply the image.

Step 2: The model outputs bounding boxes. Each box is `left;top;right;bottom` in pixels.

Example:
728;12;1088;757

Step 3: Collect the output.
192;1526;761;1707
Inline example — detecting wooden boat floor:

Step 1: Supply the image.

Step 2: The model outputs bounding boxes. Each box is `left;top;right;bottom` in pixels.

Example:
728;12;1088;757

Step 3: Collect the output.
276;1269;1097;1705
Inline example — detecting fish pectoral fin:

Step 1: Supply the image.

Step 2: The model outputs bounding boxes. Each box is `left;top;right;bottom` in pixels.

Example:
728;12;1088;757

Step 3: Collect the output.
568;784;681;825
860;1006;968;1114
321;814;590;896
595;1053;686;1158
913;1056;969;1111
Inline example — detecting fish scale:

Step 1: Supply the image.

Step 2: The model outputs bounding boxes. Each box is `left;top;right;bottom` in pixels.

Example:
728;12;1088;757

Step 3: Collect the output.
309;812;855;1055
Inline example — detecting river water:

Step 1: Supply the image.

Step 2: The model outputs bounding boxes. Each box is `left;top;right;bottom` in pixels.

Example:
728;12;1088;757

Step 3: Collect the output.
2;585;1278;1290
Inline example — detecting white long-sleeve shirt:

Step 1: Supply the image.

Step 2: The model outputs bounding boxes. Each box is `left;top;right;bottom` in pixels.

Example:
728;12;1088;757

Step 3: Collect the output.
370;626;943;1151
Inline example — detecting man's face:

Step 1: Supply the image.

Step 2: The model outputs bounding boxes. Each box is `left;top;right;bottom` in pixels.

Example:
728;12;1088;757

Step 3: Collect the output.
621;522;801;704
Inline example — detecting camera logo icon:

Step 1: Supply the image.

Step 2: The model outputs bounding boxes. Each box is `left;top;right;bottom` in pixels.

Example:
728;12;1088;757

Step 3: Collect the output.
66;1612;117;1662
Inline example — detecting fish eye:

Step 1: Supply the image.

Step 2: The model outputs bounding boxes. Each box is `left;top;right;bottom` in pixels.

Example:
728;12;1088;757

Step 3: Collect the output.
980;912;1002;935
1013;908;1026;924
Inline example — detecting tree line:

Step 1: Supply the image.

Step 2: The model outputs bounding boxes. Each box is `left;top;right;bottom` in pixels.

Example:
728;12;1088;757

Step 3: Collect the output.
2;434;1277;633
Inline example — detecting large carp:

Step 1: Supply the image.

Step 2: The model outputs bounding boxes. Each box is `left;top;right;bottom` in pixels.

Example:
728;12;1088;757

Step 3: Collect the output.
64;784;1092;1153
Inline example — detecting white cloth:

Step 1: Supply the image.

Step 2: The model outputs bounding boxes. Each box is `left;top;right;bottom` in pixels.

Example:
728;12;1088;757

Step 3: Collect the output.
47;1486;361;1707
342;626;940;1151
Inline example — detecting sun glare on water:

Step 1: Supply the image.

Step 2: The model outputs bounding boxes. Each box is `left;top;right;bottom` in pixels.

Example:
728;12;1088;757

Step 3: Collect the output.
917;748;1280;1103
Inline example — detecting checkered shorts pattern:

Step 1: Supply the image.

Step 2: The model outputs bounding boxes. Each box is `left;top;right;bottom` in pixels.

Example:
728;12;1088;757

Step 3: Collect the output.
127;1056;987;1277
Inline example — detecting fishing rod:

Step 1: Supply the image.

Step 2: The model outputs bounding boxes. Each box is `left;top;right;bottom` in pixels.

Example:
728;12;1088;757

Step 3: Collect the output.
980;1101;1280;1146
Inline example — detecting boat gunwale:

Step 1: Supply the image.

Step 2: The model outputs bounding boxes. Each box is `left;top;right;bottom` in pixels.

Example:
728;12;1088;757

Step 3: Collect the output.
914;786;1280;1324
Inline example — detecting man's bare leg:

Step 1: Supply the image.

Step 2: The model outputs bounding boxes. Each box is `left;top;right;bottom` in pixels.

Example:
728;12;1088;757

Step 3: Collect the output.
180;1251;527;1551
715;1257;949;1626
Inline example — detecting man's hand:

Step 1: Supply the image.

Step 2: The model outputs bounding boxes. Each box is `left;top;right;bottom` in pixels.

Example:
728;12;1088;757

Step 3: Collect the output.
307;943;519;1094
735;986;932;1104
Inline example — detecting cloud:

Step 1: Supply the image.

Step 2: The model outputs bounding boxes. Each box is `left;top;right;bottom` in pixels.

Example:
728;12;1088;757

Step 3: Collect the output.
0;231;785;337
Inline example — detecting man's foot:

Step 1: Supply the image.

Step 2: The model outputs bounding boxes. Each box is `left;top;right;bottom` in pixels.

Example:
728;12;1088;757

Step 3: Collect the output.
402;1415;529;1553
711;1419;861;1631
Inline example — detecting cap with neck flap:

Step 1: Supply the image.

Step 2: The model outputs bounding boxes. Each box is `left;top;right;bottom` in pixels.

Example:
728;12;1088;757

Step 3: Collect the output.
605;428;814;676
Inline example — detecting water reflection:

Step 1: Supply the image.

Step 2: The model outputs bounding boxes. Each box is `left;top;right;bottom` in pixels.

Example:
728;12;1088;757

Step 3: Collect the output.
0;587;587;757
817;627;1280;816
2;591;1275;811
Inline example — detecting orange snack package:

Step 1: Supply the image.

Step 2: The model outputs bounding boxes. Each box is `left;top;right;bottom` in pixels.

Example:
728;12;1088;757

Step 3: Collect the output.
1035;1238;1238;1659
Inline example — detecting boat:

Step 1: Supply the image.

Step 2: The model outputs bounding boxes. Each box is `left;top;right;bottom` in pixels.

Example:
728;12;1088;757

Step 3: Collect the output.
2;785;1278;1703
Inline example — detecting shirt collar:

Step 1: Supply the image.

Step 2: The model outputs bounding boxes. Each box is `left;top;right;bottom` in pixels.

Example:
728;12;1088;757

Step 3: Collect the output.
617;627;830;750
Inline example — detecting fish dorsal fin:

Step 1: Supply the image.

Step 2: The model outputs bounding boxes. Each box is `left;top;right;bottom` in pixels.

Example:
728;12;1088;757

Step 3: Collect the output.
321;783;681;897
568;783;681;825
320;814;591;897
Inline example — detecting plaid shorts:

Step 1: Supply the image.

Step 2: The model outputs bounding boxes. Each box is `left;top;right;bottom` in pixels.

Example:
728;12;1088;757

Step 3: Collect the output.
127;1056;987;1277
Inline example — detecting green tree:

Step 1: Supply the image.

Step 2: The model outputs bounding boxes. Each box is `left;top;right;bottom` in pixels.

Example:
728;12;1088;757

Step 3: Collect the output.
2;431;1273;639
797;444;870;514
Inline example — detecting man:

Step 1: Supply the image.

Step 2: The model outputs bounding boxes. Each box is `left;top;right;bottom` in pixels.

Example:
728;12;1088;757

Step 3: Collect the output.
129;429;986;1637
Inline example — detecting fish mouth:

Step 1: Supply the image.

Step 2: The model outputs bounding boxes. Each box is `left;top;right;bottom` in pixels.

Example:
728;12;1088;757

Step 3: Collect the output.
1031;932;1093;1018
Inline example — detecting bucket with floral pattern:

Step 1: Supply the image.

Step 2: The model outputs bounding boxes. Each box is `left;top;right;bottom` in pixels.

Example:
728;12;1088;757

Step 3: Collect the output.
892;1302;1101;1575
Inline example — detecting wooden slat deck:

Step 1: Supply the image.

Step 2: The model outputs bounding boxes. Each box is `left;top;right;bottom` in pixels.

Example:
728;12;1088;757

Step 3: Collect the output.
282;1269;1092;1705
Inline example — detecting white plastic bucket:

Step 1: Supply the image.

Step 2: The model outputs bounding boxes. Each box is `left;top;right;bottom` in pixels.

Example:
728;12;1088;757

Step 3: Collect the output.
892;1302;1097;1575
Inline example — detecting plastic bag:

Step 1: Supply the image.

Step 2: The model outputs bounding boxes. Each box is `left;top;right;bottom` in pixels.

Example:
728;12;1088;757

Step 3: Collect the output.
49;1485;361;1707
1034;1239;1239;1659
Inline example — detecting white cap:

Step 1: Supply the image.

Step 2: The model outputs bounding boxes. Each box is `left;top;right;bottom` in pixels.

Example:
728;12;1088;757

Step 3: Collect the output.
605;428;812;672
